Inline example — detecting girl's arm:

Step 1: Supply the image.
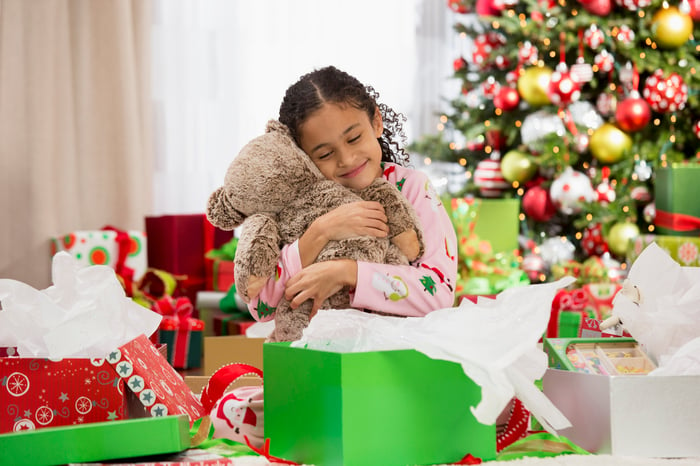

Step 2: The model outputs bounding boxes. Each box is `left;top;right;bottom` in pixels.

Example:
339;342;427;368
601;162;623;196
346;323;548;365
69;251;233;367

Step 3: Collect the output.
246;201;390;321
349;166;458;316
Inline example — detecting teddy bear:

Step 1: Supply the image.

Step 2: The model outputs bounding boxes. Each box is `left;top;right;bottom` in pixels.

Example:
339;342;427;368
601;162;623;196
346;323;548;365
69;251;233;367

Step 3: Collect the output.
206;120;424;342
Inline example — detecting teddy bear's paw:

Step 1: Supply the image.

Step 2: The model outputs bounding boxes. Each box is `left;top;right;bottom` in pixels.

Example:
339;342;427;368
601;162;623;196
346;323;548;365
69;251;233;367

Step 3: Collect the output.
391;230;421;262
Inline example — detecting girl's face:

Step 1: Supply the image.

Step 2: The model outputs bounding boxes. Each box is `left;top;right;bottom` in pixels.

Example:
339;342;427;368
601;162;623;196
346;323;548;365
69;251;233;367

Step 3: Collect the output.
298;103;384;191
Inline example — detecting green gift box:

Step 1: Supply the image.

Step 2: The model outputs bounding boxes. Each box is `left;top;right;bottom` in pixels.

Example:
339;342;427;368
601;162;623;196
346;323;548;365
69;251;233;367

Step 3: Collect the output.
0;415;190;466
263;343;496;466
627;234;700;267
445;197;520;253
654;164;700;236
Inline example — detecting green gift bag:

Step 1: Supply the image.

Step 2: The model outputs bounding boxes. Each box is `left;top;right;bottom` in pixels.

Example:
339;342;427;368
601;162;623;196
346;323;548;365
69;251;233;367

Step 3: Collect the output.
654;164;700;236
264;343;496;466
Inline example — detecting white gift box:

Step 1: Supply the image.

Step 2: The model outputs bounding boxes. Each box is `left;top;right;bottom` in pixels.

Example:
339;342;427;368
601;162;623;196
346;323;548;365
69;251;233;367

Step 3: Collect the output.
543;368;700;457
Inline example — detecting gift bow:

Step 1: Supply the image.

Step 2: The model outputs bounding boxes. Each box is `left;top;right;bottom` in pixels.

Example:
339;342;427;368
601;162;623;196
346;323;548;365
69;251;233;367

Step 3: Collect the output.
152;296;202;331
102;225;136;294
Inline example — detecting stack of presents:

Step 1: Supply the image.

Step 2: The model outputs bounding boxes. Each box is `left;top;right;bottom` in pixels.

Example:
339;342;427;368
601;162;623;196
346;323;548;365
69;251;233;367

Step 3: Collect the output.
0;163;699;465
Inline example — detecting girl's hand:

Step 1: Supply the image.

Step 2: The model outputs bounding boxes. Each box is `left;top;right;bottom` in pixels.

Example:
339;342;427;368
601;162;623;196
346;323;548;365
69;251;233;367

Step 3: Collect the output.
284;259;358;315
298;201;388;267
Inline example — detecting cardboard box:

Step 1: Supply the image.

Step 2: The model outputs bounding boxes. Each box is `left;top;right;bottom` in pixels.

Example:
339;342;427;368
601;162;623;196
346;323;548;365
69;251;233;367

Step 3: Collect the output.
184;375;262;395
203;336;264;375
263;343;496;466
0;415;190;466
0;357;127;434
543;369;700;456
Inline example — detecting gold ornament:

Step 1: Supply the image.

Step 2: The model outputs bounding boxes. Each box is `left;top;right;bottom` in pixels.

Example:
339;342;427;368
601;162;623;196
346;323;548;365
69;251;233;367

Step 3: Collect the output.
500;149;538;183
652;6;693;49
517;66;553;107
589;123;632;164
607;222;640;257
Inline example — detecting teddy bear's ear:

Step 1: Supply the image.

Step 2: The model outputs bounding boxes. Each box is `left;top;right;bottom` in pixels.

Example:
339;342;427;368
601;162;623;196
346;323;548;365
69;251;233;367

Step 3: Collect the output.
206;186;246;231
265;119;291;136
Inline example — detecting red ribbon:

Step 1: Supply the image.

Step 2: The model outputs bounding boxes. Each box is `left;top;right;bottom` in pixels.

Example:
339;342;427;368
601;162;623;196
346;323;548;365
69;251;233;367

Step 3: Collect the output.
200;363;263;412
102;225;136;295
152;296;202;331
655;209;700;232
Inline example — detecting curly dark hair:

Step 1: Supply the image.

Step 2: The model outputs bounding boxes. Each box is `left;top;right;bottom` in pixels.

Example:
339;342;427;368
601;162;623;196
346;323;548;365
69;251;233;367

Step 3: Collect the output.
279;66;410;166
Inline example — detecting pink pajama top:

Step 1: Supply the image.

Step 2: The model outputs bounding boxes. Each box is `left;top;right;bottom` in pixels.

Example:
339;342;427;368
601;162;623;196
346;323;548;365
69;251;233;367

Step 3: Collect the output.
247;162;458;321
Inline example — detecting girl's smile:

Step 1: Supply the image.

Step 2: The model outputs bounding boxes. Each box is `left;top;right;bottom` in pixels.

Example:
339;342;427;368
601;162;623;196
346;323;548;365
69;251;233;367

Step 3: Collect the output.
298;103;384;191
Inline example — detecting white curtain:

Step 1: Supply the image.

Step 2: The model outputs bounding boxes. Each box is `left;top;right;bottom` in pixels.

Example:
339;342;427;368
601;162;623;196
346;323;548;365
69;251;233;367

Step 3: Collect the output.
150;0;457;215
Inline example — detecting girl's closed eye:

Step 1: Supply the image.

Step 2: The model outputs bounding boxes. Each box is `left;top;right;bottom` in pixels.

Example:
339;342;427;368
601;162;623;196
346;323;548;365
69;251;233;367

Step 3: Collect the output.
348;134;361;143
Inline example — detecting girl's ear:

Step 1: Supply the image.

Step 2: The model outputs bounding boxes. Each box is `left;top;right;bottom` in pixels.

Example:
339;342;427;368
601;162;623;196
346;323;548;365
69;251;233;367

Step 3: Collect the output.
372;106;384;138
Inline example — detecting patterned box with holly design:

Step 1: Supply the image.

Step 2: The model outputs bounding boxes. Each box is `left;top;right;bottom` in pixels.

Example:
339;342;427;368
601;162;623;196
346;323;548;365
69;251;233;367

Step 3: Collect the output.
0;357;127;434
105;334;205;425
627;234;700;267
51;229;148;282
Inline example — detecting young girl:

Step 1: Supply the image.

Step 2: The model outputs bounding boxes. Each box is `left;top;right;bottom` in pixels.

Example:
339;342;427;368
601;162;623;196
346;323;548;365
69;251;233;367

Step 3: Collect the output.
245;66;458;327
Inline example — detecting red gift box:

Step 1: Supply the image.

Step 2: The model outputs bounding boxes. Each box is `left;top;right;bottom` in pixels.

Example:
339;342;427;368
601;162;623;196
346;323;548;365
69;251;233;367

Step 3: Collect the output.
106;334;206;425
0;357;126;434
206;259;235;292
145;214;233;301
546;283;622;338
151;297;205;369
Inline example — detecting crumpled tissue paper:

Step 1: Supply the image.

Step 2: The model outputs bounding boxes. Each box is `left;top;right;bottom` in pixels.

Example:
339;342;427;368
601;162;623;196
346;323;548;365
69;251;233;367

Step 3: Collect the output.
0;251;161;359
292;276;575;434
611;242;700;375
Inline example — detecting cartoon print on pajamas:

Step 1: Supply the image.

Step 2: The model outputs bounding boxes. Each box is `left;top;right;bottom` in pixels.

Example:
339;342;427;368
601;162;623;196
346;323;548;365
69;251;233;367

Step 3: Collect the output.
424;180;443;212
371;272;409;301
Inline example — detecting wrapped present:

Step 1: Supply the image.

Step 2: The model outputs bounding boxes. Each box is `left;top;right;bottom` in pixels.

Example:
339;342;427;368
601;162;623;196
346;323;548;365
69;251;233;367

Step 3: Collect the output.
264;342;496;466
0;357;127;434
146;214;234;302
106;334;206;424
0;415;190;466
628;234;700;267
546;283;622;338
447;197;527;298
445;196;520;253
654;163;700;236
50;226;148;285
151;296;204;369
205;237;238;291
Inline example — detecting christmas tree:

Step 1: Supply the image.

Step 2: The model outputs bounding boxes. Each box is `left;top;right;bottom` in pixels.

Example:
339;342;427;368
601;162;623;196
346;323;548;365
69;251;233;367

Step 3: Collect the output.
413;0;700;281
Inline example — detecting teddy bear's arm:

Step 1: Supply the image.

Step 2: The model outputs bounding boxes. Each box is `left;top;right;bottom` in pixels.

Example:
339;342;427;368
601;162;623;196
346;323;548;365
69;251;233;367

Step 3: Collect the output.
234;214;282;302
359;179;424;262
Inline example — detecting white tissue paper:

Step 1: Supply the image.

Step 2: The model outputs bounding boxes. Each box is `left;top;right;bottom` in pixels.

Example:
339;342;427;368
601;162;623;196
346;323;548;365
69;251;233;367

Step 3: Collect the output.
292;276;576;434
0;251;161;359
611;242;700;375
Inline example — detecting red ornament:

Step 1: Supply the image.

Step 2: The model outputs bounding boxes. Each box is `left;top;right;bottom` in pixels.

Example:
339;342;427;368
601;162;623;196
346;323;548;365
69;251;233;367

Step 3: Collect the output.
642;70;688;113
614;25;635;45
595;181;616;204
481;76;501;98
689;0;700;20
694;120;700;139
615;0;651;10
476;0;506;15
493;86;520;111
473;159;509;197
447;0;470;13
453;57;468;72
584;25;605;49
594;50;615;73
579;0;612;16
615;93;651;132
581;223;609;257
472;32;507;70
522;185;556;222
518;41;539;65
547;64;582;107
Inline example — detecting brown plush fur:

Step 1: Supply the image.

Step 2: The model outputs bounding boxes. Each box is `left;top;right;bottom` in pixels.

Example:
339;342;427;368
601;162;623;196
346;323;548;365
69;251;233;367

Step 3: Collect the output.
206;120;423;342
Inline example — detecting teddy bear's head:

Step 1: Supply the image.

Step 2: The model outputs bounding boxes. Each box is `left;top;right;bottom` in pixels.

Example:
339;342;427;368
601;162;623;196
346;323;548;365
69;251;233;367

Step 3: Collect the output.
207;120;325;230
